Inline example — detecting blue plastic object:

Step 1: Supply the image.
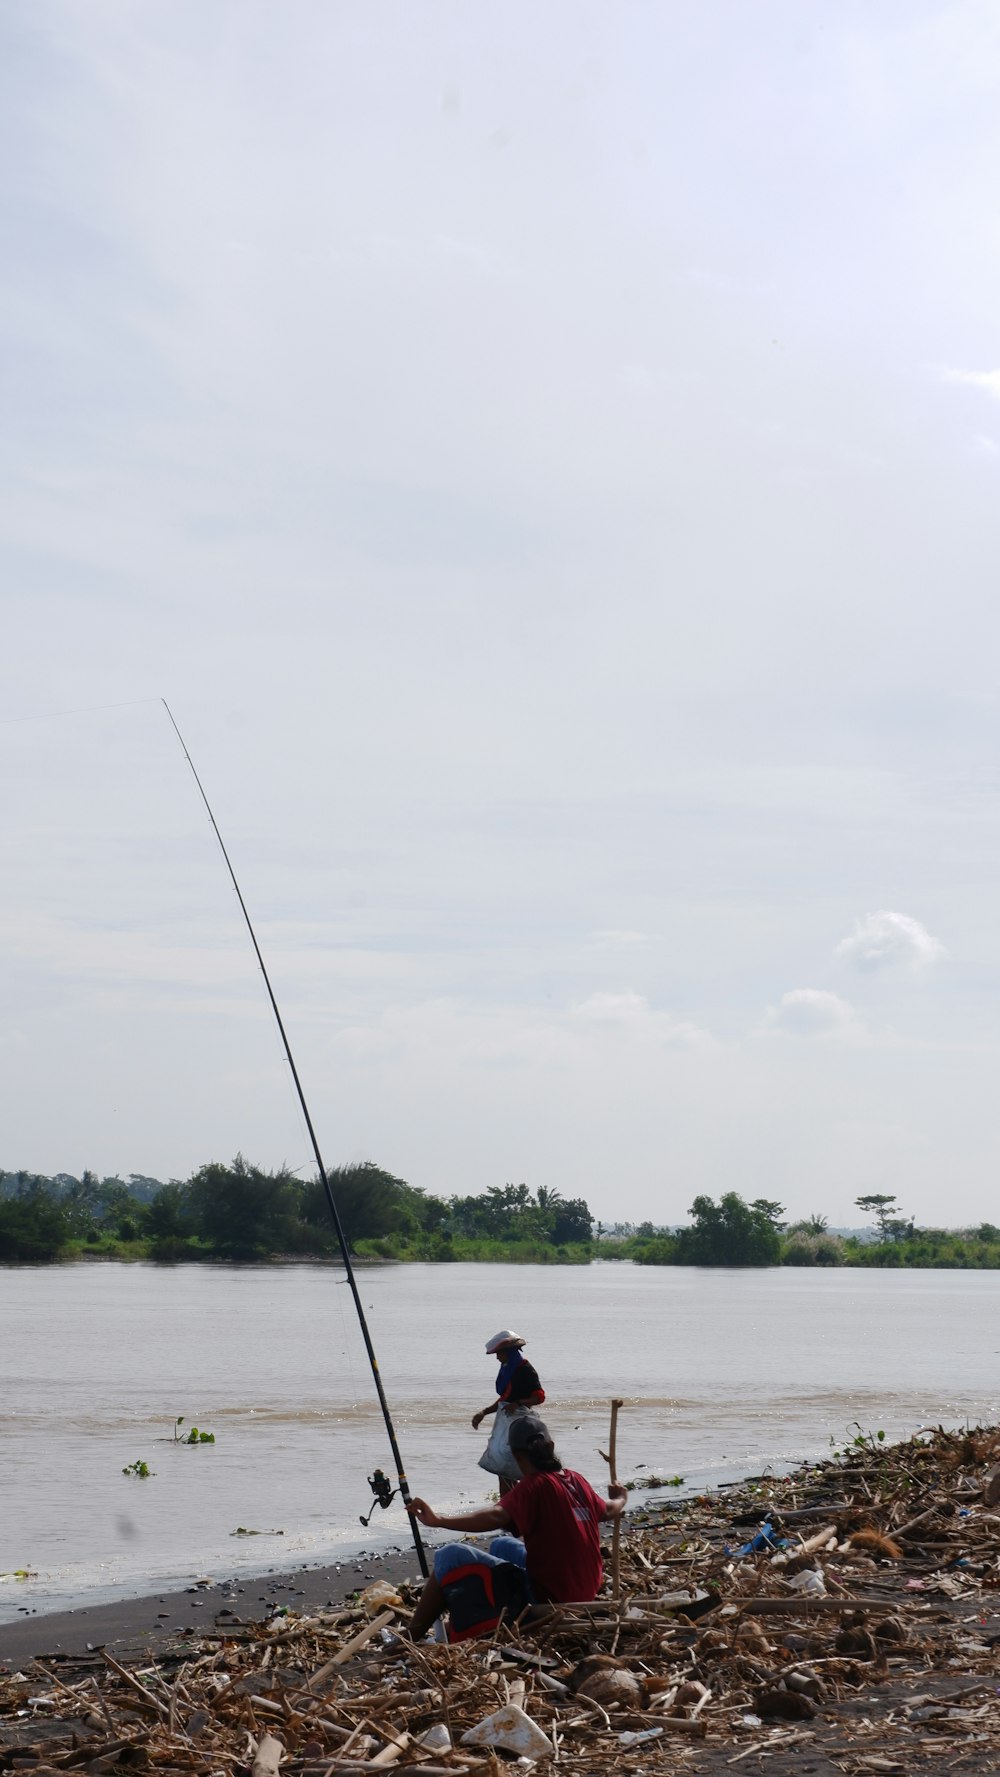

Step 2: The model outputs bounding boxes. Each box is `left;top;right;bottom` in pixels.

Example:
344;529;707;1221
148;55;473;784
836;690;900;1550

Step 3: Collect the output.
725;1520;789;1558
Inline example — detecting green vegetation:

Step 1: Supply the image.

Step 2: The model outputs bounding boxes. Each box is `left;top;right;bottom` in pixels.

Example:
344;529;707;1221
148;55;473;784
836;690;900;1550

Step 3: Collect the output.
0;1162;593;1265
597;1193;1000;1270
122;1459;153;1478
829;1424;887;1461
174;1418;215;1443
4;1166;1000;1270
624;1472;685;1490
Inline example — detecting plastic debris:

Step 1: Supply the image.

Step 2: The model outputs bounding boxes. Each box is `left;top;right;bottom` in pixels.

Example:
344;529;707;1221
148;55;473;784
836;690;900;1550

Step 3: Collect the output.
787;1565;827;1595
415;1722;451;1752
460;1702;553;1759
727;1519;787;1557
357;1579;403;1614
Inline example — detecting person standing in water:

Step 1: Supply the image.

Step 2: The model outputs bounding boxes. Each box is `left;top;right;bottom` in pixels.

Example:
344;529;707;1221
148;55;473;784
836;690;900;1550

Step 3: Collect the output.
473;1330;545;1494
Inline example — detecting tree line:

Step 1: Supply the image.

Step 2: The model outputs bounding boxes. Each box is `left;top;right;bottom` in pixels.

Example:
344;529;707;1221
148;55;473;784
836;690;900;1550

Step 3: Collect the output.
0;1161;594;1264
2;1168;998;1269
614;1191;1000;1269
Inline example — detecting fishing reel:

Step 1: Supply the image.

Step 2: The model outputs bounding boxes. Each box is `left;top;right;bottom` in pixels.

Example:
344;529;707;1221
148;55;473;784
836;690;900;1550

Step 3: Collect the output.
359;1468;398;1526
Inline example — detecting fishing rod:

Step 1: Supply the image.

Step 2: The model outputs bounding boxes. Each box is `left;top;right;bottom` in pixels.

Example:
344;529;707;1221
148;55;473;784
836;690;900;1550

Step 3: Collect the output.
162;700;428;1578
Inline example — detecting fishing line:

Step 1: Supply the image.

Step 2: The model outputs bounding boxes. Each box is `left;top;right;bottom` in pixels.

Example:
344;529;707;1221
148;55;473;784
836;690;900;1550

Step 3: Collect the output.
161;699;428;1578
0;696;163;725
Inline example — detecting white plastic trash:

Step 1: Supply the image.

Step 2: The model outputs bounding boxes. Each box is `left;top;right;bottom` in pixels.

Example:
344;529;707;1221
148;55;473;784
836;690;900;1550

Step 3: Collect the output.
619;1727;664;1746
416;1725;452;1753
461;1705;554;1760
787;1567;826;1596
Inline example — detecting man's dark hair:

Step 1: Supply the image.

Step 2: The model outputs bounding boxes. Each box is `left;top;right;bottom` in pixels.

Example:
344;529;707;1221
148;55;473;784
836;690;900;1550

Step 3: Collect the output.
509;1413;563;1473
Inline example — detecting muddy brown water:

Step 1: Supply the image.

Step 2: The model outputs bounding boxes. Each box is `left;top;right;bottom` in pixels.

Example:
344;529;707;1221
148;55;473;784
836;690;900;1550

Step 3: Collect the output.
2;1260;998;1620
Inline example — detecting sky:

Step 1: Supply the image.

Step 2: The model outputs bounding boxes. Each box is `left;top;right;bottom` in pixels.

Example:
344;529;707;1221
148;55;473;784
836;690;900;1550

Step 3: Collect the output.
3;0;1000;1229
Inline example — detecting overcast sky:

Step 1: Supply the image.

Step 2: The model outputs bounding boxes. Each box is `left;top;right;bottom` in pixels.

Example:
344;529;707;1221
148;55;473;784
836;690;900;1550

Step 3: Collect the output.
3;0;1000;1228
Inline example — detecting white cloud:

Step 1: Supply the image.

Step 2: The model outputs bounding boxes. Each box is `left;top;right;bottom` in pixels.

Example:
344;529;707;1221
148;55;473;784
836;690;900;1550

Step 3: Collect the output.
835;910;945;972
573;990;648;1023
767;989;858;1038
942;367;1000;401
572;991;711;1049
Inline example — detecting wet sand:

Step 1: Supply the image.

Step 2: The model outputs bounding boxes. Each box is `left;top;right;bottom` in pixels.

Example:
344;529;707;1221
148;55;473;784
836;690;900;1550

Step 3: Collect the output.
0;1547;422;1670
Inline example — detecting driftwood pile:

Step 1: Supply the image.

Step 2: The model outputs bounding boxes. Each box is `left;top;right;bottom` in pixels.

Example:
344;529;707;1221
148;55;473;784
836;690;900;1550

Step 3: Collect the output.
5;1424;1000;1775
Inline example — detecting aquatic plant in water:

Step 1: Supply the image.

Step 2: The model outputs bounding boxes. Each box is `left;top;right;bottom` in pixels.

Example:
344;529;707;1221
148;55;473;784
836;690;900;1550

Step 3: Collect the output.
174;1416;215;1443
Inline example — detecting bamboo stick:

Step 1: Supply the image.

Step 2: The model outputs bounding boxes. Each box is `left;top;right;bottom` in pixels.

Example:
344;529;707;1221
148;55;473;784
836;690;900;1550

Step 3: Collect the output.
725;1595;905;1615
608;1397;623;1600
312;1609;396;1681
251;1731;284;1777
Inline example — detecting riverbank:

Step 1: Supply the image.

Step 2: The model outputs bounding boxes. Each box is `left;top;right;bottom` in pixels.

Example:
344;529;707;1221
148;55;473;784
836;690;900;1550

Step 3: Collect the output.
4;1424;1000;1772
9;1236;1000;1268
0;1547;420;1671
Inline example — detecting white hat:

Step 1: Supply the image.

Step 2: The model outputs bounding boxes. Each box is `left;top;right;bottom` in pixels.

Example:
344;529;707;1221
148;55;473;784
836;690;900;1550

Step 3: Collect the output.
485;1329;525;1353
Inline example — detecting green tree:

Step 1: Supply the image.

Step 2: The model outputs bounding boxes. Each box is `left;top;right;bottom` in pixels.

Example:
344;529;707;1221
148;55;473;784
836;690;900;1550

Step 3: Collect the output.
550;1197;593;1244
449;1183;531;1238
675;1193;781;1266
855;1194;899;1241
60;1170;103;1236
127;1174;166;1204
96;1179;134;1233
141;1183;193;1240
187;1155;304;1258
300;1162;426;1248
0;1182;70;1261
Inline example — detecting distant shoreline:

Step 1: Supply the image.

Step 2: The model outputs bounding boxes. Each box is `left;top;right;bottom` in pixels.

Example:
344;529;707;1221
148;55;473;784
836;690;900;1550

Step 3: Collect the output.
5;1247;1000;1270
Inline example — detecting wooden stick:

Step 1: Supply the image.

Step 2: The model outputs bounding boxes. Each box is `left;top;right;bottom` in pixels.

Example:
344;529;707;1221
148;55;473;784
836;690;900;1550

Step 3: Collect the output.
608;1397;624;1600
792;1524;837;1557
893;1504;940;1541
251;1732;285;1777
101;1652;168;1719
368;1729;409;1767
725;1595;904;1615
620;1716;708;1738
311;1609;396;1683
771;1524;837;1565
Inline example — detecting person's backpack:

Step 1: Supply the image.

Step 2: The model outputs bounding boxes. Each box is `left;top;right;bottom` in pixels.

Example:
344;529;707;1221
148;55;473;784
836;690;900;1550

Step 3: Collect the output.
439;1559;532;1641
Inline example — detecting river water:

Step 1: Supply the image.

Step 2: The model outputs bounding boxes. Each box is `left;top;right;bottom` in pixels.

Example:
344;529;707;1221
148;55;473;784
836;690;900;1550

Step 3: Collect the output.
2;1260;998;1622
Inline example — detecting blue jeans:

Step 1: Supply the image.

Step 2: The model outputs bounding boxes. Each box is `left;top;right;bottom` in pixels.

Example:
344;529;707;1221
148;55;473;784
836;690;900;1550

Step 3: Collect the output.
433;1536;536;1601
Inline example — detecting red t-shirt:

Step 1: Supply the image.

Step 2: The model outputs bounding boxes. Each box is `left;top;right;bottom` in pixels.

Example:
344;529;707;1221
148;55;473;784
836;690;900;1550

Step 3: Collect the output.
503;1469;608;1603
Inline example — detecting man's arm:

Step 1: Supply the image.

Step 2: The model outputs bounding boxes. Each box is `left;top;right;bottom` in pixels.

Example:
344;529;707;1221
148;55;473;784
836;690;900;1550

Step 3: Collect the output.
471;1400;500;1429
408;1498;514;1533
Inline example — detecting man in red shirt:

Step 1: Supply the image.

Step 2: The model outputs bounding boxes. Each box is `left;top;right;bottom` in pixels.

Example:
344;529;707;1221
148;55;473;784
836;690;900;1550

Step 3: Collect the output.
406;1414;626;1640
